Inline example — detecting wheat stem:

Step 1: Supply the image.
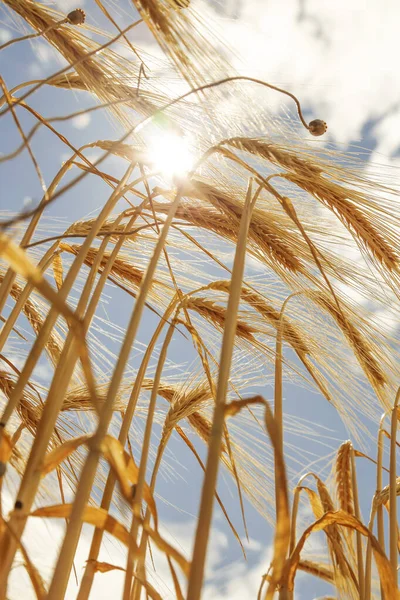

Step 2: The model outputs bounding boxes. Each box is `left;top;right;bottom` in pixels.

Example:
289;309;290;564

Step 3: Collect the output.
350;444;365;597
187;179;257;599
76;301;177;600
46;179;185;598
389;388;400;579
123;320;176;599
0;164;134;593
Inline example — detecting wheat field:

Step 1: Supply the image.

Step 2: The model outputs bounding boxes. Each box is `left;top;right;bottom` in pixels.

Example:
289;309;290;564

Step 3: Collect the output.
0;1;399;599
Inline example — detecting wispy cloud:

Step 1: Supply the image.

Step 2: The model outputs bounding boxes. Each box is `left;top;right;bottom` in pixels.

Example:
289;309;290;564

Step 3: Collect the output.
72;113;92;130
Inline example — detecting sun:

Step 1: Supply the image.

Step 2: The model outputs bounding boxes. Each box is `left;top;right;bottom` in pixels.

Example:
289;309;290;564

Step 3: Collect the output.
147;132;194;181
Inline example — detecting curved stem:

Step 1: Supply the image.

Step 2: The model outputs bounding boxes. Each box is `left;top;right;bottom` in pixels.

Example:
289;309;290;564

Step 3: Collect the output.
0;18;67;52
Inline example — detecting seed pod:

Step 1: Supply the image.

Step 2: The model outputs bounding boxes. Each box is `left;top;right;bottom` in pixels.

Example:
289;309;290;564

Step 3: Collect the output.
308;119;327;136
172;0;191;8
67;8;86;25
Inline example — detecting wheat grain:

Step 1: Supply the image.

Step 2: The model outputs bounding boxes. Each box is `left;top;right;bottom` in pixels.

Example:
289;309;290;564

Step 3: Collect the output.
335;441;354;515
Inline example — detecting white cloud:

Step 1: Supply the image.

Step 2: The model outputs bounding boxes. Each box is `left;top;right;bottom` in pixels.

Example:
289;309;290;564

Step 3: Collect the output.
203;544;272;600
0;28;12;44
52;0;86;10
3;501;273;600
72;113;91;130
35;42;53;64
372;111;400;156
3;485;272;599
27;61;42;77
198;0;400;147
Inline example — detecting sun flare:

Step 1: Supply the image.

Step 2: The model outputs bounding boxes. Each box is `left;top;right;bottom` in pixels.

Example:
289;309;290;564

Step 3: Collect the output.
147;132;194;180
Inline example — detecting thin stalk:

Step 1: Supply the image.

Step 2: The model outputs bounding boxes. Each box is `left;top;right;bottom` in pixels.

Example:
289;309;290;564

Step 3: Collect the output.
131;437;170;600
364;504;378;600
274;292;304;599
378;417;388;548
389;389;400;579
350;445;365;598
274;298;291;598
123;320;176;600
0;18;144;121
287;488;301;600
130;302;239;600
0;243;57;353
46;184;185;599
0;80;43;109
377;416;387;599
76;300;177;600
144;162;256;551
187;180;257;600
0;167;152;427
0;166;134;593
289;473;313;556
0;16;69;52
0;76;47;204
0;142;96;318
275;303;283;516
365;413;387;600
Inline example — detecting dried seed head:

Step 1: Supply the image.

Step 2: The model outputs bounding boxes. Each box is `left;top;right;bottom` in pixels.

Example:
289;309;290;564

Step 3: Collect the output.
67;8;86;25
172;0;191;8
308;119;328;136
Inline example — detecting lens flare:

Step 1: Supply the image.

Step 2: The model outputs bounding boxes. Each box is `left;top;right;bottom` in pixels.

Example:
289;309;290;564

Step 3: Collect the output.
147;132;194;180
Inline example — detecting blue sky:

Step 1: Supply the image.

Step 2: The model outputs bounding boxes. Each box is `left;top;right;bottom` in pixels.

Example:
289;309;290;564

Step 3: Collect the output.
1;1;400;598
